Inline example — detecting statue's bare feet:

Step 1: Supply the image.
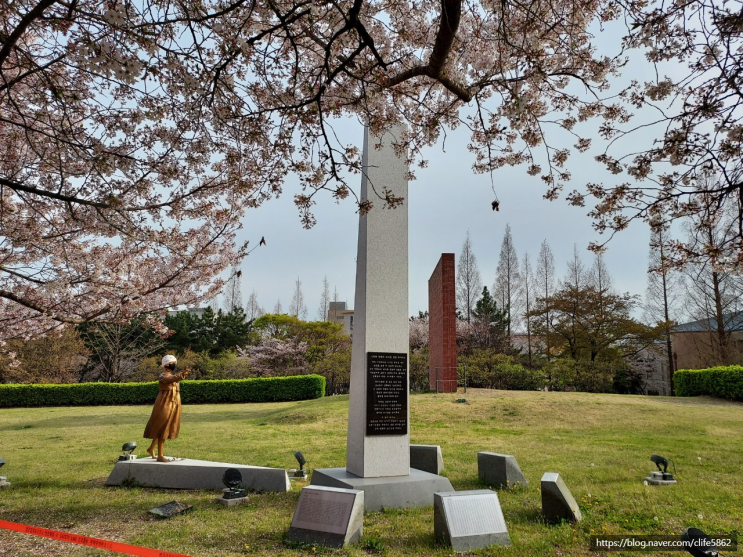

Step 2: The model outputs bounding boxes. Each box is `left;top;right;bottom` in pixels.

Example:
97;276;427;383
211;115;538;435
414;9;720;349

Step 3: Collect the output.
147;447;156;459
156;456;171;463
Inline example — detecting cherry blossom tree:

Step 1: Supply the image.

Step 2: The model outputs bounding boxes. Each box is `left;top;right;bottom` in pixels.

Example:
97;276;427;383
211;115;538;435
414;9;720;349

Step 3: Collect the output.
4;0;707;339
579;0;743;264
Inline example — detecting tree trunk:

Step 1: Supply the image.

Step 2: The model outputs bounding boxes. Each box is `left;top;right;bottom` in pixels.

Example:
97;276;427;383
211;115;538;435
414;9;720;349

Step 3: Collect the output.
660;242;675;395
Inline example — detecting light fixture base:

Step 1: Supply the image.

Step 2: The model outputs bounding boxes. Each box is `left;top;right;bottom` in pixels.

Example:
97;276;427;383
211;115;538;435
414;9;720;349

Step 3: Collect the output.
118;454;137;461
644;471;677;485
221;487;248;500
0;476;11;488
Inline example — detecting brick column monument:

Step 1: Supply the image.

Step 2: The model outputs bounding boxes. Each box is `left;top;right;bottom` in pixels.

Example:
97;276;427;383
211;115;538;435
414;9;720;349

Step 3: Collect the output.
428;254;457;392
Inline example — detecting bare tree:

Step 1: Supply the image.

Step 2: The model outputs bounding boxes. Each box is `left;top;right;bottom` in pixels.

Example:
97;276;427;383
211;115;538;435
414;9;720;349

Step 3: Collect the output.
289;277;308;320
456;232;483;323
535;240;557;361
208;296;221;312
494;224;522;337
564;245;589;291
522;253;535;366
682;202;743;365
317;276;331;321
327;287;342;322
81;321;166;382
245;290;264;321
644;224;684;390
223;266;243;312
274;299;283;314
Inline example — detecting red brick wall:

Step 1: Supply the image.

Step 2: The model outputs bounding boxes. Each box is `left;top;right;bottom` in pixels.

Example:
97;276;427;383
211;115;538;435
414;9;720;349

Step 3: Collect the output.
428;254;457;392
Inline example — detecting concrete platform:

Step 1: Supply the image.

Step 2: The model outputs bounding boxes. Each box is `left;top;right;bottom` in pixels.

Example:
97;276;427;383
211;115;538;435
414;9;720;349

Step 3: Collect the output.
106;458;290;492
310;467;453;512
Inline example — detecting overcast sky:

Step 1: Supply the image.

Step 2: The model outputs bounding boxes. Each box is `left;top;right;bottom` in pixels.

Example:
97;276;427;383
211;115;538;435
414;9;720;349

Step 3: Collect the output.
226;119;654;321
215;24;681;322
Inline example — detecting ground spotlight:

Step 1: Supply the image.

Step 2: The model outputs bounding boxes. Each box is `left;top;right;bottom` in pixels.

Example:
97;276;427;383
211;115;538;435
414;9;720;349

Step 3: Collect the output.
221;468;247;500
682;527;718;557
293;451;307;478
119;441;138;461
644;454;677;485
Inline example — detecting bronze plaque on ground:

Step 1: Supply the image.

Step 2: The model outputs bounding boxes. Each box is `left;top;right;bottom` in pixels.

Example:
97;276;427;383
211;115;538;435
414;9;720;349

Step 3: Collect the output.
366;352;408;435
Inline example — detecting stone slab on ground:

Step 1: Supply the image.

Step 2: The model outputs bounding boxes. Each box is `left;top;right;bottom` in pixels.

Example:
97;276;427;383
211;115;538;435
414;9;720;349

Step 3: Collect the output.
541;472;582;523
106;458;290;492
477;452;528;489
310;467;453;512
287;485;364;548
0;476;9;488
434;490;510;552
149;501;192;518
410;444;444;475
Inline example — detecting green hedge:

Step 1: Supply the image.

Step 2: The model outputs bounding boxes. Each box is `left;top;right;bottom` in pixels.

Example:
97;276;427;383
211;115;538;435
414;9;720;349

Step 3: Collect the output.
674;366;743;401
0;375;326;408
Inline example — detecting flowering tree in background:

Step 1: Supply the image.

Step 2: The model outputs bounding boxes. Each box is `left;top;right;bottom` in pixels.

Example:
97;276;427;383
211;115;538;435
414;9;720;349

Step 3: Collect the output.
3;0;741;339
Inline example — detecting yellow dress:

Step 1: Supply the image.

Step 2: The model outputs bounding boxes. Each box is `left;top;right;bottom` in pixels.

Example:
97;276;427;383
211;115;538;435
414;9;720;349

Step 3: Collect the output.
143;371;185;440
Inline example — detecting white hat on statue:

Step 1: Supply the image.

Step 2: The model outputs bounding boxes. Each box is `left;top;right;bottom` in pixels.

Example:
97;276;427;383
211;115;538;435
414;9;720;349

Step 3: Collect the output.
161;355;177;367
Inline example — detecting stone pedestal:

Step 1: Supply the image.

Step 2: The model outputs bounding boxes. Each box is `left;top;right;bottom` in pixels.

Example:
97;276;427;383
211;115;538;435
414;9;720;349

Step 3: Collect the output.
106;458;290;492
0;476;10;488
541;472;582;523
410;444;444;475
311;467;453;512
477;452;527;489
434;490;510;552
428;254;457;392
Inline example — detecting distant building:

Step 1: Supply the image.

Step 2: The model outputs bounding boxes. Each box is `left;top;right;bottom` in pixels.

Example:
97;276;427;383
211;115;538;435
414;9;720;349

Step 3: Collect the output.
167;307;207;318
671;311;743;370
627;344;672;396
327;301;354;336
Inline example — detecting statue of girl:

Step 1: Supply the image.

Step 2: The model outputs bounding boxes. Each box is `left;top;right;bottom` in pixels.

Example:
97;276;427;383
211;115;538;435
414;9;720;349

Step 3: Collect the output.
143;354;188;462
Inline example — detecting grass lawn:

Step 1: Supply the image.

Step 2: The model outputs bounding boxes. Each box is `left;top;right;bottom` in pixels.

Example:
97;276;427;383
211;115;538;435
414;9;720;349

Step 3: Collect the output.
0;389;741;556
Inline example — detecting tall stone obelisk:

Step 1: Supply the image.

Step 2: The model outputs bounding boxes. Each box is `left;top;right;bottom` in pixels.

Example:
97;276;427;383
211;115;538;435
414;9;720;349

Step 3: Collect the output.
309;125;453;511
346;125;410;478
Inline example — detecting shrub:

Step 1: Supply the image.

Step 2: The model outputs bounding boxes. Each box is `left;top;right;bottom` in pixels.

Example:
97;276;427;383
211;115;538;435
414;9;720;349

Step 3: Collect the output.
409;347;430;392
674;366;743;401
459;351;546;391
0;374;325;407
542;359;617;393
